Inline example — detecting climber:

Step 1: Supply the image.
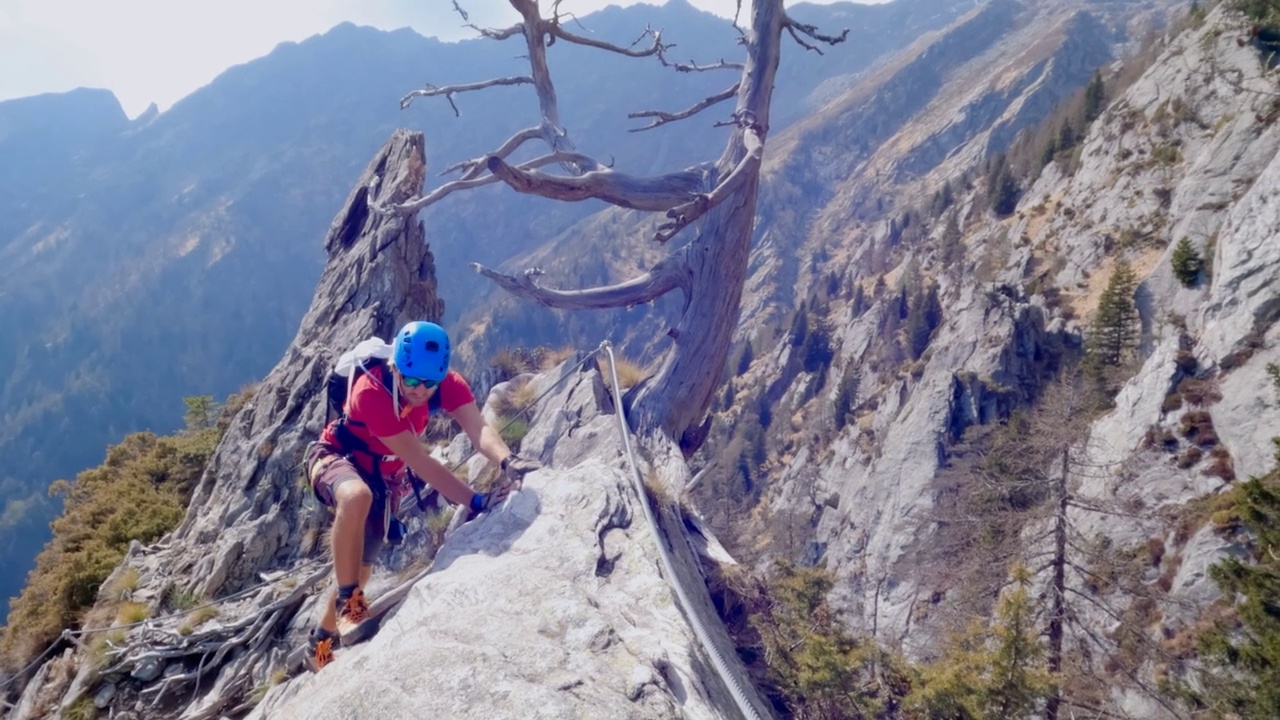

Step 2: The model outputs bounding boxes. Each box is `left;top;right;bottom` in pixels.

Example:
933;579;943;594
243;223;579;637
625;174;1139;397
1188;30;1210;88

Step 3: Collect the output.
301;320;542;671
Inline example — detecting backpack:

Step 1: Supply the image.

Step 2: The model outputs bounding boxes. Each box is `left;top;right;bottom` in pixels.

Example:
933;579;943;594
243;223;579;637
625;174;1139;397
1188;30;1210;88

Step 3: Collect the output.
325;337;442;424
326;338;395;424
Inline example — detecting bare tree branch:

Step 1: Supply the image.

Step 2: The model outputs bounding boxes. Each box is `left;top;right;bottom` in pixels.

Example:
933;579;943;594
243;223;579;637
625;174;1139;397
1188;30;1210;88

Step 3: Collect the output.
441;127;543;181
470;253;688;310
629;83;740;132
549;23;665;57
484;154;705;212
654;119;763;242
783;15;850;54
656;45;745;73
384;151;599;215
400;76;535;112
1065;497;1149;520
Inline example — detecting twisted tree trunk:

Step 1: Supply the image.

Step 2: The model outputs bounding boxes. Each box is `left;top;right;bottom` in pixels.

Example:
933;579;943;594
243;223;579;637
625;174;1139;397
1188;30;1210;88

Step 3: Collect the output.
391;0;843;445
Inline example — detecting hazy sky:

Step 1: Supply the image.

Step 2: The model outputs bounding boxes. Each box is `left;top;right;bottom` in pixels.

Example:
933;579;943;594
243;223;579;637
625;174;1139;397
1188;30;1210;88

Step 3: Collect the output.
0;0;868;118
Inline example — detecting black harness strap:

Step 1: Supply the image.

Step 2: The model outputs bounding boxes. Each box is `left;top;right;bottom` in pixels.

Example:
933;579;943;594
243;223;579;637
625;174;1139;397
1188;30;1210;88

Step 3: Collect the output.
318;363;444;508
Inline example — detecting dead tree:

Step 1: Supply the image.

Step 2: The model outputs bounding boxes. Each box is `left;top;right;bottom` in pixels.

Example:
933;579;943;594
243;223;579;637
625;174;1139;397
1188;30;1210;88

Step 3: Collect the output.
382;0;845;446
940;373;1190;719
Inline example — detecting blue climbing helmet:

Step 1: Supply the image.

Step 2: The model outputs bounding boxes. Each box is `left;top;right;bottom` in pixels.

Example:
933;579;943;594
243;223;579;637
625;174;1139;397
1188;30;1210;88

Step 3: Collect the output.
393;321;451;383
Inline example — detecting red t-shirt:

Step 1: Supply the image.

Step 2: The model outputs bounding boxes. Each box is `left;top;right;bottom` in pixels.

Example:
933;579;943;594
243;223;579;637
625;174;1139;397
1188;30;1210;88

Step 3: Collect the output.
320;366;475;478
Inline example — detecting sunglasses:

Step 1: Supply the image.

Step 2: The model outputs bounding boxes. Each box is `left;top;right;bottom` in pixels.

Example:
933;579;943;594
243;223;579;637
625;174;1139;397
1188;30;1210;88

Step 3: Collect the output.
401;375;439;389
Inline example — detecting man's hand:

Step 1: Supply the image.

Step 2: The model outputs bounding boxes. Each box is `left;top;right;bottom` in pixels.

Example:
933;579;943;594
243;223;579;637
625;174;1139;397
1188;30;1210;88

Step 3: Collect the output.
501;454;542;489
469;478;515;514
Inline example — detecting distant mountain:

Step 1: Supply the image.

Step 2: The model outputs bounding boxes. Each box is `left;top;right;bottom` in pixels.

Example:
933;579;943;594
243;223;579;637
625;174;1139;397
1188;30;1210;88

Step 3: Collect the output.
0;0;974;614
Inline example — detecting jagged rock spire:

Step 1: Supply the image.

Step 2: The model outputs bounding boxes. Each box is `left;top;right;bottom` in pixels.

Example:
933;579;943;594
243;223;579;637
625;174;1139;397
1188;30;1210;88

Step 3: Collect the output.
160;128;443;600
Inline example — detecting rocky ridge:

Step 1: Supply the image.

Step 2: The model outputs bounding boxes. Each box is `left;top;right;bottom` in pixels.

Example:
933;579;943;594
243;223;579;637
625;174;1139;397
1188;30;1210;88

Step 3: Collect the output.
3;129;768;720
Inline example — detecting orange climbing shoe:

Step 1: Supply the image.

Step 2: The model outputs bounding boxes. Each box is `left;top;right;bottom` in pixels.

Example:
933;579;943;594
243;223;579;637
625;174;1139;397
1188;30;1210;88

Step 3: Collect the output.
335;588;375;645
304;629;337;672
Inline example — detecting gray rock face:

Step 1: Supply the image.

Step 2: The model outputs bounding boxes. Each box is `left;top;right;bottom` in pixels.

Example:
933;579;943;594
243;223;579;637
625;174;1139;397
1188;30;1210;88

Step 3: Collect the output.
12;129;765;720
812;280;1065;641
251;363;767;720
738;3;1277;685
148;128;443;601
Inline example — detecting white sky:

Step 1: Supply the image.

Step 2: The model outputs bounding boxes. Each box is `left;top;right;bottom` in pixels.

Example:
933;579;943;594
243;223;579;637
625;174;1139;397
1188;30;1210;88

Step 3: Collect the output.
0;0;870;119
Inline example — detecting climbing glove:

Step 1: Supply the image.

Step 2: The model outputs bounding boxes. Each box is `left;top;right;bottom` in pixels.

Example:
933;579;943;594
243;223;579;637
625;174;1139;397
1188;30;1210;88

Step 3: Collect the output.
500;454;541;488
469;486;507;514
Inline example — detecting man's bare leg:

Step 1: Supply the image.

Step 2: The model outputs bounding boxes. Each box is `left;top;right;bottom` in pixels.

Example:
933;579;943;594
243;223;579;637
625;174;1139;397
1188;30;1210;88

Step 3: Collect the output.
319;565;374;633
318;479;372;632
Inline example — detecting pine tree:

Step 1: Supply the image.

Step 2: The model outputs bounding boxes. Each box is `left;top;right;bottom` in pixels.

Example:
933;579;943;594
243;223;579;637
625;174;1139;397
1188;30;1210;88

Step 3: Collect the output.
896;285;911;320
906;564;1053;719
940;211;965;268
1057;119;1077;154
790;300;809;348
988;154;1020;216
737;342;754;376
834;364;860;430
1186;441;1280;717
1083;70;1106;123
753;561;906;719
1170;237;1203;287
183;395;217;430
826;271;841;298
1040;136;1059;169
1089;260;1139;366
803;318;835;374
906;283;944;360
852;284;867;316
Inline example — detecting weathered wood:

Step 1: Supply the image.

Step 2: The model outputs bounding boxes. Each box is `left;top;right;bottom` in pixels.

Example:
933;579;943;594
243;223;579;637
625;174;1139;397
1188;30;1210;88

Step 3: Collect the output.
628;0;787;438
399;76;534;113
484;155;705;211
629;83;740;132
471;253;688;311
408;0;845;442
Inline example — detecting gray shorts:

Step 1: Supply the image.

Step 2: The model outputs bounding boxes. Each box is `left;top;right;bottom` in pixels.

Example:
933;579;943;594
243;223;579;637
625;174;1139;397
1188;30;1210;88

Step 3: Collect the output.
305;444;390;566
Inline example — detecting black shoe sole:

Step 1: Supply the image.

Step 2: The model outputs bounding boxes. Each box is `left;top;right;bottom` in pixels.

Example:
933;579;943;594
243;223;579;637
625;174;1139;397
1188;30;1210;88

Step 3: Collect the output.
337;617;380;646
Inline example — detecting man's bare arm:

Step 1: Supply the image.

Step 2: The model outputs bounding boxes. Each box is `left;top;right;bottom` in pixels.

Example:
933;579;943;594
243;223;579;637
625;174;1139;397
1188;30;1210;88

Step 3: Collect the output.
379;431;475;506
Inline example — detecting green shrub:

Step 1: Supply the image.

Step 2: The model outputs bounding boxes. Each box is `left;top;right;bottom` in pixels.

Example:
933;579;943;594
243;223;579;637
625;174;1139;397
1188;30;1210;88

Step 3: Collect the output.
64;696;97;720
0;392;237;670
751;560;908;717
1180;440;1280;714
496;416;529;453
1230;0;1280;25
1152;143;1182;165
1171;237;1203;287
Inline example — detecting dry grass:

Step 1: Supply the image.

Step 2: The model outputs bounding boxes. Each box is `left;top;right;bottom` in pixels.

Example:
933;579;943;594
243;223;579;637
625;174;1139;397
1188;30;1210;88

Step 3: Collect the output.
490;347;539;378
642;471;677;507
88;629;126;669
510;379;538;413
116;602;150;625
598;355;647;394
186;604;219;628
1068;246;1163;322
107;567;140;596
538;346;577;372
490;377;538;418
